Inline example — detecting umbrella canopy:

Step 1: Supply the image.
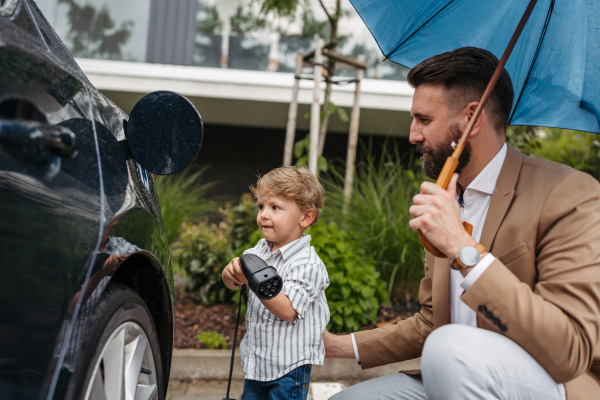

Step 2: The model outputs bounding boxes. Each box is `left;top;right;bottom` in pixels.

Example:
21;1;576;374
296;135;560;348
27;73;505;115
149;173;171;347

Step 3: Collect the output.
350;0;600;134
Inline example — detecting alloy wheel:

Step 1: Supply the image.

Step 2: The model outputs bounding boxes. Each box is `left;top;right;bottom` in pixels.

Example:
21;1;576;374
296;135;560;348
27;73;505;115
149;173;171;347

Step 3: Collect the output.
84;321;157;400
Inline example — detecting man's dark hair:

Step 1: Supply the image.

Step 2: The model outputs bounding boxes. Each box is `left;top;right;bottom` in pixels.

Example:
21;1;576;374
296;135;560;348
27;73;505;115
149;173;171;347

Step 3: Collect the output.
407;47;514;132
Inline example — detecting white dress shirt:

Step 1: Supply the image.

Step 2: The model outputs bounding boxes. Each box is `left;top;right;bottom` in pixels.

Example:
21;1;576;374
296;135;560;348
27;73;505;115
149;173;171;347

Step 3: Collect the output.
450;143;506;325
351;143;508;363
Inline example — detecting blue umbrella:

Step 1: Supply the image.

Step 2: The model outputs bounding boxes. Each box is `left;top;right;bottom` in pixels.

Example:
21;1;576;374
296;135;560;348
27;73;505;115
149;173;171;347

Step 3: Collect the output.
350;0;600;134
350;0;596;256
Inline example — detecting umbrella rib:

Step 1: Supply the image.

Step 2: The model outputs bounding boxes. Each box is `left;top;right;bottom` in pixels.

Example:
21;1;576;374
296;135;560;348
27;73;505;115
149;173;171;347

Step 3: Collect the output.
508;0;555;126
383;0;456;62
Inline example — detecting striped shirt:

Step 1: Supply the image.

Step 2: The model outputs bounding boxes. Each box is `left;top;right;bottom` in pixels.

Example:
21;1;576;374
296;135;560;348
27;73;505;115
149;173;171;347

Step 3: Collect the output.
240;234;330;381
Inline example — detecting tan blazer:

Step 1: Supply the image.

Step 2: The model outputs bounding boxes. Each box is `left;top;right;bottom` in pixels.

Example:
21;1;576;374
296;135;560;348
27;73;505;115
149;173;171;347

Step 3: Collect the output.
354;144;600;399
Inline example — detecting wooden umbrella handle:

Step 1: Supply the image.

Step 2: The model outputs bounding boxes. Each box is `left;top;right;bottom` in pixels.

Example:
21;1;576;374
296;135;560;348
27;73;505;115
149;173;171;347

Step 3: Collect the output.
419;157;459;258
417;0;539;258
419;154;471;257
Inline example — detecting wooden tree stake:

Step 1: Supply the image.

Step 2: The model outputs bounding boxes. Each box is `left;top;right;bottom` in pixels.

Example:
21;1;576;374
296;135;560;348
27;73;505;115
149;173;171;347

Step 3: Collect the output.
283;52;303;167
343;54;365;211
309;37;324;175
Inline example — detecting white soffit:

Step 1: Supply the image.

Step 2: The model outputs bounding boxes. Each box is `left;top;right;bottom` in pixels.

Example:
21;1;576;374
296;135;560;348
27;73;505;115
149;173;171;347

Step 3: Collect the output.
76;58;414;112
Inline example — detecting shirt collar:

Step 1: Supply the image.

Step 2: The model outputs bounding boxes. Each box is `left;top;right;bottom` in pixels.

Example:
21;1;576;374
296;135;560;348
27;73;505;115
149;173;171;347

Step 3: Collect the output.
466;143;507;196
258;234;312;262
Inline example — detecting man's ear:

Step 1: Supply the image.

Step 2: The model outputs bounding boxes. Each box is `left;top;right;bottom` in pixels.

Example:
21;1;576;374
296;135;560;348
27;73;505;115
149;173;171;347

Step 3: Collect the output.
300;208;316;228
464;101;485;138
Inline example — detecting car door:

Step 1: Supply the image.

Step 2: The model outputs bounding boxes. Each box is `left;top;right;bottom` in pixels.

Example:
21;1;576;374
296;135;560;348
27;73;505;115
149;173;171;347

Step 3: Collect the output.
0;13;104;399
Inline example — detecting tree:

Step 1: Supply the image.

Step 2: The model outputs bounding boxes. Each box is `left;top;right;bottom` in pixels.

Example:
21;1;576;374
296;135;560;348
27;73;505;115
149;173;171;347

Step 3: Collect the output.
198;3;223;34
258;0;346;157
59;0;133;60
230;4;266;35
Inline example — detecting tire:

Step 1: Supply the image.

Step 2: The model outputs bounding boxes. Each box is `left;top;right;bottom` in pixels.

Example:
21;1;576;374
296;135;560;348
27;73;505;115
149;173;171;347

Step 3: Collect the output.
69;282;164;400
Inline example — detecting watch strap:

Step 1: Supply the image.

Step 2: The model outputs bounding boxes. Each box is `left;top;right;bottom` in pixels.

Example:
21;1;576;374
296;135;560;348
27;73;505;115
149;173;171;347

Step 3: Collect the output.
451;243;487;270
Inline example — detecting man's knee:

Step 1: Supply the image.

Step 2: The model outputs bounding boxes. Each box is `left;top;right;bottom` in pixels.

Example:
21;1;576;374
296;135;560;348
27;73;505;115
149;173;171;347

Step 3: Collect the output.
422;325;475;379
330;373;425;400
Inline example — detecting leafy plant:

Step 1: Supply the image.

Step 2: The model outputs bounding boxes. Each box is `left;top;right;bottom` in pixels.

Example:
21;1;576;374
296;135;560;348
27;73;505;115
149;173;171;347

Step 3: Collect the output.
528;128;600;179
177;220;233;305
506;125;541;152
235;222;389;333
219;194;258;250
59;0;133;60
154;167;216;244
176;194;258;305
321;142;427;303
307;221;389;333
294;136;329;174
198;4;223;34
196;331;227;349
230;4;266;35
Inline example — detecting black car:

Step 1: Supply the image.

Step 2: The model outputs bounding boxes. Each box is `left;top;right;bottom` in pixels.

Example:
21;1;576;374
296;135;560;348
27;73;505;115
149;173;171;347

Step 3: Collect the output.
0;1;203;399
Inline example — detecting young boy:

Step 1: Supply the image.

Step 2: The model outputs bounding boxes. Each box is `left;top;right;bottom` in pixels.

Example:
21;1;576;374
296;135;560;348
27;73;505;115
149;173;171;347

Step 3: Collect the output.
222;166;330;400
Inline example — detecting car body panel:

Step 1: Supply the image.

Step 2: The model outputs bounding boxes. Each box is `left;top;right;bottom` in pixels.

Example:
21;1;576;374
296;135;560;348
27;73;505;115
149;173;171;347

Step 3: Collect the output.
0;1;175;398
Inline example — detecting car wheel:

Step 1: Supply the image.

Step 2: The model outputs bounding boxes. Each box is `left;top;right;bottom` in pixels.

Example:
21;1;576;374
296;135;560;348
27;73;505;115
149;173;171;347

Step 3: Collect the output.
72;282;164;400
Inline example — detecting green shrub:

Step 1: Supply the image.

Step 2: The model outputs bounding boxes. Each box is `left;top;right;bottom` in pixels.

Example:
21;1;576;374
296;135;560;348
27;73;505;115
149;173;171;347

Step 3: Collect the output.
220;193;258;250
196;331;227;349
294;136;328;173
507;126;600;180
175;194;258;305
321;143;426;303
307;221;389;333
155;167;217;244
177;220;233;305
236;221;389;333
529;129;600;179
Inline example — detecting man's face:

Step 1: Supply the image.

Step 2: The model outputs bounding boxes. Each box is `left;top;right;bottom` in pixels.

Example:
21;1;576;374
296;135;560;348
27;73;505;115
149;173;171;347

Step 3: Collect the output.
409;83;471;179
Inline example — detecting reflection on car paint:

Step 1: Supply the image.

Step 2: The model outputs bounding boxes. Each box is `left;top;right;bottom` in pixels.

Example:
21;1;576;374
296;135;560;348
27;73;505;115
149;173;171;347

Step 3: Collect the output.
0;1;174;399
135;160;151;192
53;234;143;397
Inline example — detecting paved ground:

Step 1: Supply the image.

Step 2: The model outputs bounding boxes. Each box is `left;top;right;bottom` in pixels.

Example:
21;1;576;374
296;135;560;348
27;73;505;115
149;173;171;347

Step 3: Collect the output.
167;379;363;400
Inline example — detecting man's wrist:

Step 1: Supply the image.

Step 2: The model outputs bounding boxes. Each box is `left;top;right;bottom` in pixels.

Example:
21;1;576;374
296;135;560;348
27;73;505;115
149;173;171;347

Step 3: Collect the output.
459;252;488;277
448;236;478;260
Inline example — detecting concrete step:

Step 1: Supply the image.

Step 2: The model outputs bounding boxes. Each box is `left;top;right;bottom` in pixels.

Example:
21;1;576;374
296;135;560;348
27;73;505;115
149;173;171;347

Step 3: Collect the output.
170;349;421;381
308;383;345;400
168;380;345;400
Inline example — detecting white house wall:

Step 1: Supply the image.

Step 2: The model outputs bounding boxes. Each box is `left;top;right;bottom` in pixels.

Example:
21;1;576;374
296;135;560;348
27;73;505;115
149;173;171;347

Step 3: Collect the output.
77;58;414;136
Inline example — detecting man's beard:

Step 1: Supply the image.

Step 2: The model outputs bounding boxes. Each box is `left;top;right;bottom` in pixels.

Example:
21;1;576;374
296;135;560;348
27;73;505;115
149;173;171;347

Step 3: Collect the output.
416;123;472;180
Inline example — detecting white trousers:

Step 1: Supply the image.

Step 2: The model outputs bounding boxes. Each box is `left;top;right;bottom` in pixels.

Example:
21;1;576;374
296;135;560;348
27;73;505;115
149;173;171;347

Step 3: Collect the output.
330;324;566;400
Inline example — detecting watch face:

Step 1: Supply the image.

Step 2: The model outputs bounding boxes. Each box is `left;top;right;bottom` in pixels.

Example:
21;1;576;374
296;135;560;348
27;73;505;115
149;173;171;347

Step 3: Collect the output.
459;246;480;267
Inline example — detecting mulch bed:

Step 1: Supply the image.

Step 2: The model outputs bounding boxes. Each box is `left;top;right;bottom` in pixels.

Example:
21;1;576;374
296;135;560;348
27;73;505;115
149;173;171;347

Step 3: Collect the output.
174;286;418;349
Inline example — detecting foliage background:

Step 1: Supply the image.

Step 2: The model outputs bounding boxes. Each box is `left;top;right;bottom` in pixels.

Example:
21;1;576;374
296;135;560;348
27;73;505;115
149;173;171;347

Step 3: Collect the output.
155;167;216;245
174;194;256;305
321;142;427;303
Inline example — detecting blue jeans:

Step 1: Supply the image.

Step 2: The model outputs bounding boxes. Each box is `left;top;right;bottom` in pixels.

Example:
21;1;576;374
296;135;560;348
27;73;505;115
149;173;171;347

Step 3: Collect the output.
242;364;312;400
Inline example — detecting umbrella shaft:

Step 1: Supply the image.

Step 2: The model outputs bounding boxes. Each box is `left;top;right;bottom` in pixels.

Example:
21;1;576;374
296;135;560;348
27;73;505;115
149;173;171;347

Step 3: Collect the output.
436;156;459;189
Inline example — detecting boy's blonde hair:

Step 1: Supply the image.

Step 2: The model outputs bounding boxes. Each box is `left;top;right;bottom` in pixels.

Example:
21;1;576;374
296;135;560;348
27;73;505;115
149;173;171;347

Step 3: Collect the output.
251;166;325;226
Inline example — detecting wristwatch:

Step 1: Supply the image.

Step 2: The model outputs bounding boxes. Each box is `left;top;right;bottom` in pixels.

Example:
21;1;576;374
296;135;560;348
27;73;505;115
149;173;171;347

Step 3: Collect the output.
451;243;487;270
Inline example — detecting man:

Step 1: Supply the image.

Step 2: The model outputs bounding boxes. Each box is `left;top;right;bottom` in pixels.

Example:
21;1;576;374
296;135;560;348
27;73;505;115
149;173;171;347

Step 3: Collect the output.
324;47;600;399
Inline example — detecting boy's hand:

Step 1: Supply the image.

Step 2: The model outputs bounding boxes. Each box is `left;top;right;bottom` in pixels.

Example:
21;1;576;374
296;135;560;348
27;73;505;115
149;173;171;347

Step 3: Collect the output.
223;257;248;288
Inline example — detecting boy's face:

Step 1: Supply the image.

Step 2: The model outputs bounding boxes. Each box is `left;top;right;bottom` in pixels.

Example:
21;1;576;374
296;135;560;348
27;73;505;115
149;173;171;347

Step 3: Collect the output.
256;194;315;250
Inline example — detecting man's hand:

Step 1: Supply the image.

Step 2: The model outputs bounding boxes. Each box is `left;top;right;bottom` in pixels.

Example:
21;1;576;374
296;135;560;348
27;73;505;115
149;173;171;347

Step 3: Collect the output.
409;173;476;259
322;329;356;359
222;257;248;289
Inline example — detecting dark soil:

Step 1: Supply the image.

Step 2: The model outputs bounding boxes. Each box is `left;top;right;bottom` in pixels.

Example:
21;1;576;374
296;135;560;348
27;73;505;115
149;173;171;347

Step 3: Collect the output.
174;286;418;349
